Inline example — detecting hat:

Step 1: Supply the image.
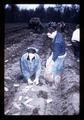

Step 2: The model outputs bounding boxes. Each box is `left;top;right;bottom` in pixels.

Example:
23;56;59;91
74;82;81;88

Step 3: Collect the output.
26;47;38;53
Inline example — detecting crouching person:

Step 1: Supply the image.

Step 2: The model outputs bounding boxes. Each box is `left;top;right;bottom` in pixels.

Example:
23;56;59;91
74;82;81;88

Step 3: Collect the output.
44;26;67;87
20;47;41;85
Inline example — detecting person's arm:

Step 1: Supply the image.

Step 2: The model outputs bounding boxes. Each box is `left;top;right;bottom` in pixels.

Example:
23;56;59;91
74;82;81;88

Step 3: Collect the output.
71;29;80;42
35;56;41;79
20;58;30;80
34;56;41;84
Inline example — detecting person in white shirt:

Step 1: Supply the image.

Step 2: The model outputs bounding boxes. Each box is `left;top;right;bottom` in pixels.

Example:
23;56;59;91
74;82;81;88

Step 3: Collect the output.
71;25;80;62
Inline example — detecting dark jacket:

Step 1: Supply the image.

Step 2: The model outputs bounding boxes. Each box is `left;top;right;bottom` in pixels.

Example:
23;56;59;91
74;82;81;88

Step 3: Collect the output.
51;32;66;61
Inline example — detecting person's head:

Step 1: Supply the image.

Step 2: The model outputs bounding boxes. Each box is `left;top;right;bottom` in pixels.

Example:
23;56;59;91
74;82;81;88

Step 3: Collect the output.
56;22;63;32
48;23;62;33
76;24;79;29
26;47;38;62
48;26;56;33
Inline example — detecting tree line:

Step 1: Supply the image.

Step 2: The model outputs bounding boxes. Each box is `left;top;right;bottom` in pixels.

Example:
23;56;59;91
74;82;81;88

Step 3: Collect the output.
5;4;80;24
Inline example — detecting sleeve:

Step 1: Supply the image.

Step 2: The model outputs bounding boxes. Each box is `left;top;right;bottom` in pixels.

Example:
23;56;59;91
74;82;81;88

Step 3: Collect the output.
71;30;80;42
20;57;30;80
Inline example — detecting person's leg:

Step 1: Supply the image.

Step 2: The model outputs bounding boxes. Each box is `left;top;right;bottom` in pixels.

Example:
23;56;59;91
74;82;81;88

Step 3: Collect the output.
76;42;80;59
76;42;80;62
72;42;77;58
73;42;80;59
54;56;65;85
52;58;61;88
75;42;79;59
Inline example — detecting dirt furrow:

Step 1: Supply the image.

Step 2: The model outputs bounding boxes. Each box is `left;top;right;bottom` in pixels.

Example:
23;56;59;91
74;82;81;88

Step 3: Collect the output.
4;28;80;115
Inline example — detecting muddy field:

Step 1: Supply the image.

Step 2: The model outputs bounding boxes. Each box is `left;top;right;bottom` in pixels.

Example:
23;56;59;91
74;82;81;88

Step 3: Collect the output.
4;23;80;115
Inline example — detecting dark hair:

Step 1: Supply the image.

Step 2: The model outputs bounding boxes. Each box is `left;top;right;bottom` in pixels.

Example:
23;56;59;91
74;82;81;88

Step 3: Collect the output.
56;23;62;32
48;26;56;33
27;48;36;54
76;24;79;29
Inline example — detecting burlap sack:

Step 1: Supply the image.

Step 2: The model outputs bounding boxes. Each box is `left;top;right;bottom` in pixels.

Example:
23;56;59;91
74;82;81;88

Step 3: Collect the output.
44;62;54;82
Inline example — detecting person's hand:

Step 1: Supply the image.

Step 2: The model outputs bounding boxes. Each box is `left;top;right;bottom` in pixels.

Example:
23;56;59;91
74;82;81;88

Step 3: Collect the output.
47;32;51;36
47;32;52;38
34;78;39;85
28;78;33;85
